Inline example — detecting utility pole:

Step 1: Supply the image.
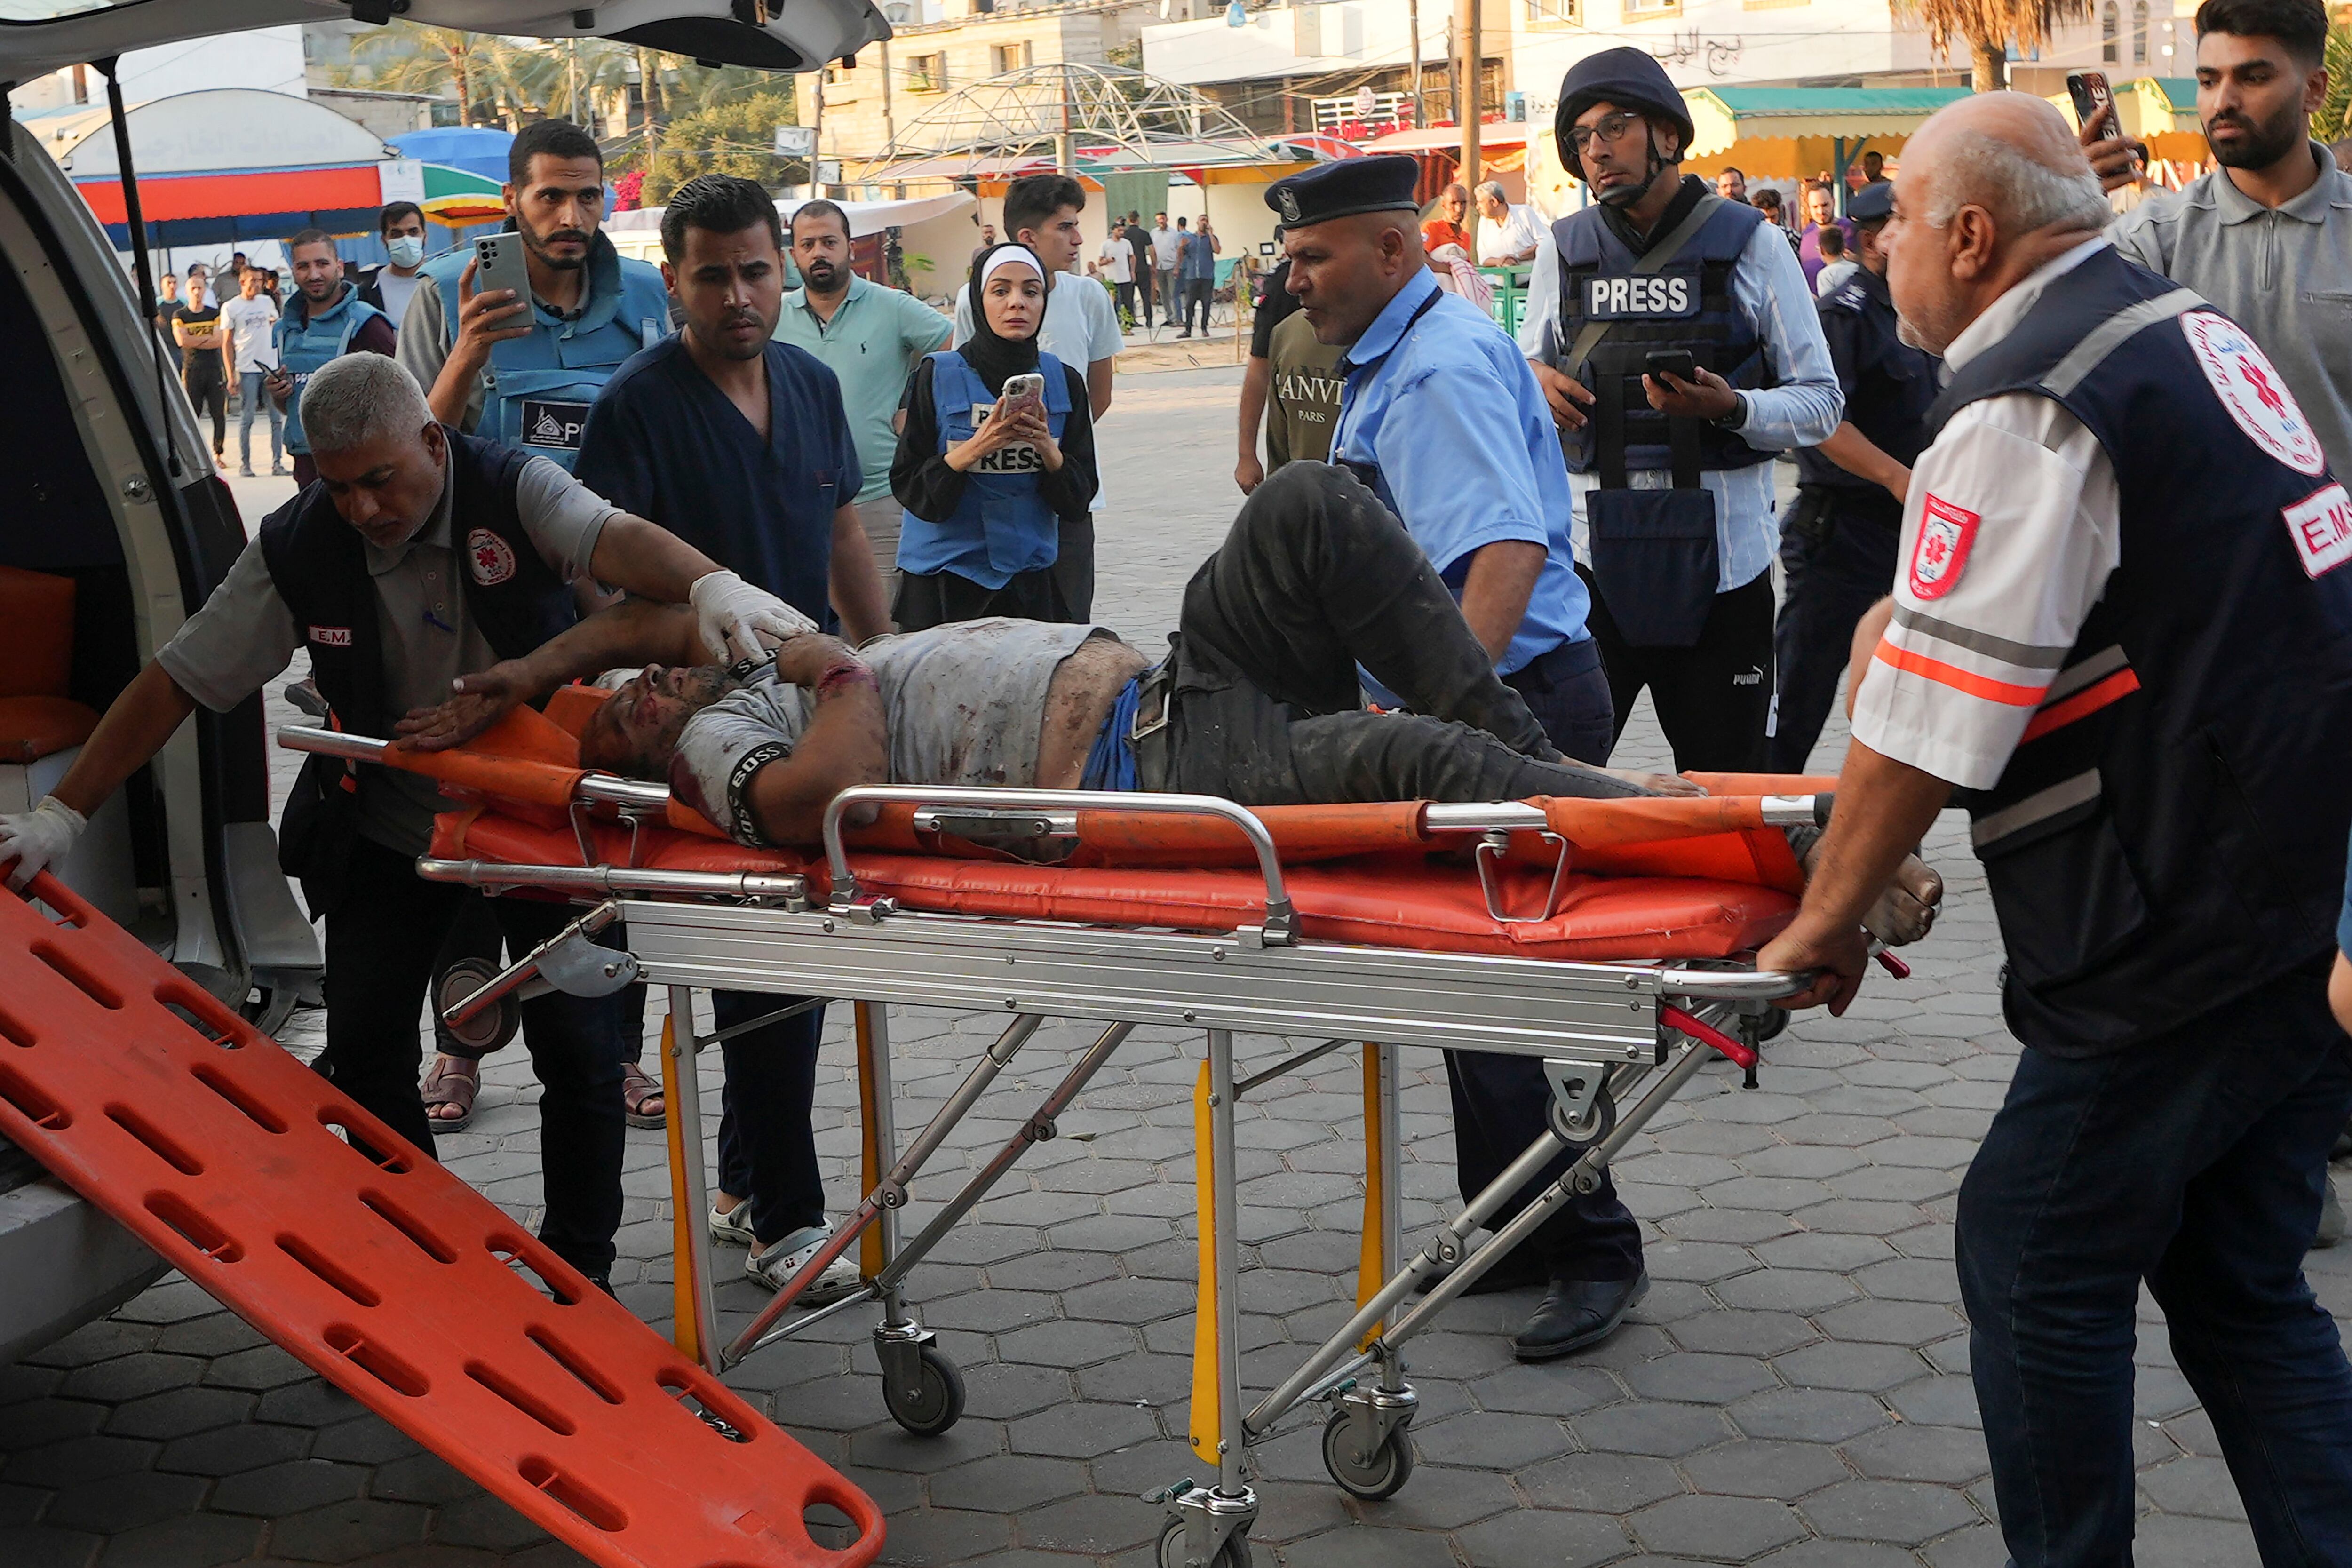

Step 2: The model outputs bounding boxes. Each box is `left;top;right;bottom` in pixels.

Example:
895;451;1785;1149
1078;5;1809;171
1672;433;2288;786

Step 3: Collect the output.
1056;62;1074;174
1408;0;1424;127
566;37;579;125
811;68;826;196
1454;0;1481;190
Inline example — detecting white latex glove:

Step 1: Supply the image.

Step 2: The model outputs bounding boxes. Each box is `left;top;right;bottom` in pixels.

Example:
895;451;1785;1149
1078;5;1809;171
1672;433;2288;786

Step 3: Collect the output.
689;570;817;665
1;796;86;892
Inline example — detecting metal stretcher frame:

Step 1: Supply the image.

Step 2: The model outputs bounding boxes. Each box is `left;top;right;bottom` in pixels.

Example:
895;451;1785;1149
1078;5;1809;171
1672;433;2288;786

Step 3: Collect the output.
281;730;1813;1567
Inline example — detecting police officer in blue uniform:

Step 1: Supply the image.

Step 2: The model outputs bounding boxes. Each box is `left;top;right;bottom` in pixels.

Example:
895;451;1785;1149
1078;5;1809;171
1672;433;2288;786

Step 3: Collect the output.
1767;179;1938;772
1522;49;1843;773
397;119;671;473
1271;154;1657;1361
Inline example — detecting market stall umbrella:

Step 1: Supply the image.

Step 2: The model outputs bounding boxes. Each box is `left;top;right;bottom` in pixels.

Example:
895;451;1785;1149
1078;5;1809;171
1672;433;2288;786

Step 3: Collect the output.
417;163;509;228
388;126;516;185
1679;86;1973;210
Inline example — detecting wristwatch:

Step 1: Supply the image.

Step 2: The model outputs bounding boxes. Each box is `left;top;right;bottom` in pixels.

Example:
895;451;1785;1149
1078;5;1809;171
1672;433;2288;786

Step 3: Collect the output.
1712;390;1749;431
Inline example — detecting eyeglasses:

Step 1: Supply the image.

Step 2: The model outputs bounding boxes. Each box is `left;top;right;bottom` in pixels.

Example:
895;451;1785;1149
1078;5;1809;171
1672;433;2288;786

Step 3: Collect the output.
1566;111;1643;155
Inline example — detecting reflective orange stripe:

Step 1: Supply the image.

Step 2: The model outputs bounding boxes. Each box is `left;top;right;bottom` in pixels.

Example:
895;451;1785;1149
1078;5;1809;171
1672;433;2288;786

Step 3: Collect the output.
1872;640;2050;706
2019;668;2142;743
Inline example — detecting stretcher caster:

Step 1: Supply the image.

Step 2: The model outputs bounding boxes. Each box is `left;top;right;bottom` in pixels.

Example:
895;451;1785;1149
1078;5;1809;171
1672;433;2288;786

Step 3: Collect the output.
1320;1405;1414;1499
877;1334;964;1436
1156;1515;1255;1568
435;957;519;1060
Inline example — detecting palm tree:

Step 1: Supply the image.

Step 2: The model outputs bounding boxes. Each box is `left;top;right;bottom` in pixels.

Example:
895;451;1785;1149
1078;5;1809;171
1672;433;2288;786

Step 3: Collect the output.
352;24;514;124
2319;20;2352;148
1896;0;2093;92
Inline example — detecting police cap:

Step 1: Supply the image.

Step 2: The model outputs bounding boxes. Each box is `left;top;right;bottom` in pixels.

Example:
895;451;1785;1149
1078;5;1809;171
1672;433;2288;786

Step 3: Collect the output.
1266;155;1422;229
1846;180;1894;224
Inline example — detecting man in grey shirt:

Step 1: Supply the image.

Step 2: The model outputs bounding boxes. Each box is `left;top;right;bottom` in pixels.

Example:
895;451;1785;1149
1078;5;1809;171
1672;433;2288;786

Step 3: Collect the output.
0;355;803;1290
2087;0;2352;474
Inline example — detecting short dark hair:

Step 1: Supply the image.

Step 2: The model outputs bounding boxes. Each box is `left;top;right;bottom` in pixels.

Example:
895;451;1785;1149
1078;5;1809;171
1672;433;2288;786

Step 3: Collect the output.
2195;0;2328;64
788;199;851;245
509;119;603;185
288;227;335;256
1817;225;1846;256
378;200;423;236
1002;173;1084;238
659;174;782;262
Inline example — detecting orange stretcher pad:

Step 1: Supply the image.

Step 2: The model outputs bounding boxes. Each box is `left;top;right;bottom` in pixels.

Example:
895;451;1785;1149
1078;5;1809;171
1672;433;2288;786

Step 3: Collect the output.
0;870;882;1568
409;695;1824;964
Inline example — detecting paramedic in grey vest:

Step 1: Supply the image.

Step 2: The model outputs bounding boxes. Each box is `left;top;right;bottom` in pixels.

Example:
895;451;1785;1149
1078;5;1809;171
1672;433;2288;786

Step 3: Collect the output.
397;118;670;471
269;229;397;489
1761;94;2352;1563
0;354;810;1293
1521;49;1842;773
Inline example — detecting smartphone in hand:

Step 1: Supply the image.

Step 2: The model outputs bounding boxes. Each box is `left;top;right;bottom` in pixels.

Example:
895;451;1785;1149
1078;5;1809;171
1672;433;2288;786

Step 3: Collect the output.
2066;71;2114;130
1645;349;1697;385
472;233;531;307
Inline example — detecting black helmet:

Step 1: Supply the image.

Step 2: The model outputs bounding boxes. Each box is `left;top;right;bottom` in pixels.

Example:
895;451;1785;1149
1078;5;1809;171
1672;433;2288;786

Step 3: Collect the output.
1553;48;1695;185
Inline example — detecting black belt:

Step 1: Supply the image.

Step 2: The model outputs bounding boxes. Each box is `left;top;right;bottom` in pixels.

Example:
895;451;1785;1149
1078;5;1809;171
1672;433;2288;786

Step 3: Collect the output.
1129;653;1176;793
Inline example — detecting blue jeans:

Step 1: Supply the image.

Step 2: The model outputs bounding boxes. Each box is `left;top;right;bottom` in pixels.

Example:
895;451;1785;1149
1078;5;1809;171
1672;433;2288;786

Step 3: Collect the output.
239;369;282;470
1957;965;2352;1567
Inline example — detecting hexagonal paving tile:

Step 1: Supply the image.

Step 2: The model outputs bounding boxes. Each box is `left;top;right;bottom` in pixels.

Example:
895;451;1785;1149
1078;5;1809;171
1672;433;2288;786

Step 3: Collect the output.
1682;1439;1852;1500
1801;1479;1982;1545
1629;1492;1809;1560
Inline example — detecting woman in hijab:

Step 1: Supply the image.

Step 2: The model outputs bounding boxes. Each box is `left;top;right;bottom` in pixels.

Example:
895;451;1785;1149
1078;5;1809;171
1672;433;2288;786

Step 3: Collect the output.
890;243;1099;630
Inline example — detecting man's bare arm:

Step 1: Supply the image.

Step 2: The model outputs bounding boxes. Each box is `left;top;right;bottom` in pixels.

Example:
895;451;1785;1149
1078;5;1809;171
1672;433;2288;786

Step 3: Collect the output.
45;662;199;819
740;641;889;844
1757;740;1953;1013
1815;422;1911;503
827;502;891;645
393;600;704;750
1455;541;1546;662
1236;355;1272;494
1085;357;1113;421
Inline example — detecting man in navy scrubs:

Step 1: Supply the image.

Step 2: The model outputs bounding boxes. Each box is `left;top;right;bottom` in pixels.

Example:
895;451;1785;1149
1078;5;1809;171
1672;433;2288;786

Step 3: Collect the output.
571;174;889;1293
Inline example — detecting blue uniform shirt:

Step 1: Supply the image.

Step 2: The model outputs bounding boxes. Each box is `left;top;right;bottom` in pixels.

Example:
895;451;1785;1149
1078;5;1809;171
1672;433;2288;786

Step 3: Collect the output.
1333;266;1591;678
575;337;859;624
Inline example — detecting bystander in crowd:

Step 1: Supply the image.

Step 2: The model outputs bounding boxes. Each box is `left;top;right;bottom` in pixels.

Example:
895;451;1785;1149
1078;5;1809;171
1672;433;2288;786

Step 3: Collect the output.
220;267;285;477
172;271;230;464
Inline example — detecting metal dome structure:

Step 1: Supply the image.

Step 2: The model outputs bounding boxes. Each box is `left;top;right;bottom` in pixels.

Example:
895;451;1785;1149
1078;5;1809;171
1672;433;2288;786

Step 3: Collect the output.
863;62;1295;178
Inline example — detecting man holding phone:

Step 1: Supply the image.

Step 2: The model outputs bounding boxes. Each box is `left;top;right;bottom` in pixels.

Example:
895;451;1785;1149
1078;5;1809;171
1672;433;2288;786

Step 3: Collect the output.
398;119;671;472
1521;48;1841;774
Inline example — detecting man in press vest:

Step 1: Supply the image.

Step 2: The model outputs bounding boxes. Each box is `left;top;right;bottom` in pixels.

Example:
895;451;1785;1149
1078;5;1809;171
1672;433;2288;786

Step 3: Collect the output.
397;118;670;471
271;228;398;488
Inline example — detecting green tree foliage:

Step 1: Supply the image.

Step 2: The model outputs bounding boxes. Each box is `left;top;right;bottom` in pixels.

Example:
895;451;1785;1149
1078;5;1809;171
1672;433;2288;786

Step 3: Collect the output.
642;91;803;203
2320;22;2352;150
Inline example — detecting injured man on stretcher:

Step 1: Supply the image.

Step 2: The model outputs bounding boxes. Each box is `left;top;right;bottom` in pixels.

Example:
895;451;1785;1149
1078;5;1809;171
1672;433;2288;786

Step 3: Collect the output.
397;463;1940;938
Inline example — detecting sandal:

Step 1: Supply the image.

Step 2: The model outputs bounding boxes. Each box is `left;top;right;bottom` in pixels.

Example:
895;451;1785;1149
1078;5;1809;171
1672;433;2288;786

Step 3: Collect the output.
421;1055;478;1133
621;1061;666;1129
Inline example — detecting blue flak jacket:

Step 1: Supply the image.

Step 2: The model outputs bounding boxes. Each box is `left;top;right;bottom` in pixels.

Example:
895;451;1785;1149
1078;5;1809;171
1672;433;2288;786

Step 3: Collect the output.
899;350;1072;589
422;234;670;471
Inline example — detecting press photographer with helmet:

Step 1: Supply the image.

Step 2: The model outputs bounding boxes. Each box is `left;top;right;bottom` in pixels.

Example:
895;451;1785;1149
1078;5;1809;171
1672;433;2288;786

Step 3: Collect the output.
1521;49;1843;773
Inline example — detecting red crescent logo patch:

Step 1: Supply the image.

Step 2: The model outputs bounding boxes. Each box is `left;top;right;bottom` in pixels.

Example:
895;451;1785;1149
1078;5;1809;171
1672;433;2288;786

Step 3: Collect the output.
1908;493;1979;600
466;527;516;587
2181;312;2327;477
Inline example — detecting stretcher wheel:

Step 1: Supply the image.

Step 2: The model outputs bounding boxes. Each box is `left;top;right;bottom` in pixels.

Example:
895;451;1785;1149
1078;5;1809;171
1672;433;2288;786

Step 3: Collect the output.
1320;1408;1414;1500
1549;1086;1616;1148
1157;1518;1255;1568
434;957;519;1060
882;1344;965;1436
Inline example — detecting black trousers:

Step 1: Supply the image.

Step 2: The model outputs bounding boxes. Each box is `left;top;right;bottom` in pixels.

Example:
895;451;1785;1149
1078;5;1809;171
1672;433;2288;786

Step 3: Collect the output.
183;358;226;452
321;837;626;1278
1767;487;1901;774
1583;564;1777;774
1054;515;1096;622
712;992;827;1247
893;562;1072;631
1165;465;1648;1281
1163;464;1649;809
1112;280;1136;324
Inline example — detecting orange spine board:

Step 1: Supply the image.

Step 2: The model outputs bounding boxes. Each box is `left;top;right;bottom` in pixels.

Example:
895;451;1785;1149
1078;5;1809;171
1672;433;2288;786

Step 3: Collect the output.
0;873;882;1568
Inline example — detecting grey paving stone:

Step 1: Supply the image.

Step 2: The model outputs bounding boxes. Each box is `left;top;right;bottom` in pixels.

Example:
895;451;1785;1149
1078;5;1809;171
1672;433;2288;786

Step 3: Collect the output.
2;1433;158;1489
368;1452;475;1505
1629;1493;1808;1561
1729;1389;1891;1445
57;1354;205;1406
1005;1399;1161;1459
1623;1353;1778;1406
2136;1455;2248;1520
1464;1362;1625;1417
100;1386;252;1441
1839;1424;1989;1485
1407;1411;1574;1470
1768;1344;1926;1395
1013;1493;1155;1555
210;1457;367;1517
1713;1271;1859;1315
415;1493;545;1552
1885;1376;1982;1428
1667;1313;1814;1360
0;1523;102;1568
0;1398;106;1453
89;1512;262;1568
1454;1506;1638;1568
2126;1510;2260;1566
1681;1440;1851;1500
1801;1479;1979;1545
1572;1402;1734;1459
1355;1462;1520;1530
155;1420;310;1477
928;1452;1089;1512
1521;1451;1685;1514
43;1467;210;1534
1816;1300;1966;1348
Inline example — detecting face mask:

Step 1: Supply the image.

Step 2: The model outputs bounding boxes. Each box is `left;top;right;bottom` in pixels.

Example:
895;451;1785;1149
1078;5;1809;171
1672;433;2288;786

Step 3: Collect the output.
386;235;425;268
